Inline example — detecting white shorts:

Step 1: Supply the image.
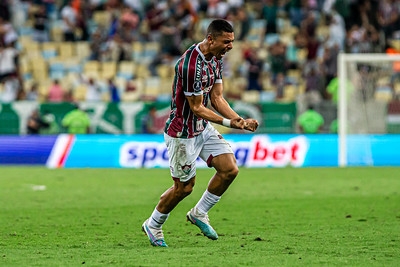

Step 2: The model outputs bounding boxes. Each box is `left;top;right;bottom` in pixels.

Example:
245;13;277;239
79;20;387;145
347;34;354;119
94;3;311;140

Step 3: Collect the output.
164;124;233;182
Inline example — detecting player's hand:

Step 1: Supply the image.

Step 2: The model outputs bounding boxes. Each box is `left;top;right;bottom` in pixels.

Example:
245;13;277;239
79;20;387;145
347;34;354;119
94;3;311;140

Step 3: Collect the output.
244;118;259;132
230;117;245;129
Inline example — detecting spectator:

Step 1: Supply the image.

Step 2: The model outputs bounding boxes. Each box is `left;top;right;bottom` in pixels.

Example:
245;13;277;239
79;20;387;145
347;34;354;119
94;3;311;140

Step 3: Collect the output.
89;29;107;61
47;79;65;102
103;32;132;62
107;78;120;103
62;104;91;134
0;43;22;102
60;0;77;42
321;44;339;90
377;0;400;41
324;12;346;50
261;0;278;35
330;118;338;133
144;2;166;42
0;77;20;103
40;110;60;134
273;72;289;100
303;66;324;105
173;0;198;40
234;6;251;41
26;82;39;101
0;41;20;82
32;4;49;43
326;75;354;104
27;109;50;134
268;40;288;79
297;105;325;134
82;76;102;102
244;47;263;91
142;105;162;134
0;16;18;48
206;0;230;19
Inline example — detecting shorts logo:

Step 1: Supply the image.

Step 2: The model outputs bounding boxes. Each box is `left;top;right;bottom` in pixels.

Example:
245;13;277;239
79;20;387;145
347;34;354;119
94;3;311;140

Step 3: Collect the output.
181;164;192;175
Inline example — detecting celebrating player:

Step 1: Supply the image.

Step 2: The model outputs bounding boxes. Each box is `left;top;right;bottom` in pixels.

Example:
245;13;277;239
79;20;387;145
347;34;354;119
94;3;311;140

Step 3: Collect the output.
142;19;259;247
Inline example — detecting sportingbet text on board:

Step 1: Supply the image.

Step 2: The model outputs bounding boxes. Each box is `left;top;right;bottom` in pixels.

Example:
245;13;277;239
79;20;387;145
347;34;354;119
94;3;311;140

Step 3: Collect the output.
118;136;308;168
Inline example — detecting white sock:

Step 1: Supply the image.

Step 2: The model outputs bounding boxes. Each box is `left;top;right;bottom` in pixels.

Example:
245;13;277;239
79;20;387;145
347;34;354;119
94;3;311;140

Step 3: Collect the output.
194;190;221;215
148;208;169;229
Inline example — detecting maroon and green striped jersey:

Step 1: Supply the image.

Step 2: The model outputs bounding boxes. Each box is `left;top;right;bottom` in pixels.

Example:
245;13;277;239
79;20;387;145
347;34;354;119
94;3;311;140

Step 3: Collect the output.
164;43;223;139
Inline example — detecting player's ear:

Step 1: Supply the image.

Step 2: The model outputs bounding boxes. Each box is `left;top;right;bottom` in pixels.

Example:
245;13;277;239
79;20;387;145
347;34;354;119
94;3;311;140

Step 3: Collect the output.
207;34;213;44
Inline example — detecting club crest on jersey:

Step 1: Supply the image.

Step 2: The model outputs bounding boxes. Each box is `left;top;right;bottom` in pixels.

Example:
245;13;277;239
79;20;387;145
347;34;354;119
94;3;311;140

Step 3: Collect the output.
193;80;202;92
181;164;192;175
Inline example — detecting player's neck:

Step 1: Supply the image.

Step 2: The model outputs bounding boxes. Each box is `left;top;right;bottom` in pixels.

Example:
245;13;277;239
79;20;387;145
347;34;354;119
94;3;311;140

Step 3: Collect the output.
199;39;213;61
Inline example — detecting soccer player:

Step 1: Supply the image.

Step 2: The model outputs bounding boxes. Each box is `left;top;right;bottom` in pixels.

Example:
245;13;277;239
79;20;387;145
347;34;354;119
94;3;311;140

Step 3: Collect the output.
142;19;259;247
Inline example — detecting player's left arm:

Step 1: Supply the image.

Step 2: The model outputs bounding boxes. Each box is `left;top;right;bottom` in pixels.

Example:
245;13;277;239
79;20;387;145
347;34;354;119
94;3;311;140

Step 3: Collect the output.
210;82;259;132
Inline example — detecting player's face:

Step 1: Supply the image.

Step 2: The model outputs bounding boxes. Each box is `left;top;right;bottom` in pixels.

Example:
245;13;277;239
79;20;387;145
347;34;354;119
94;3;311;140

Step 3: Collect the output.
210;32;234;60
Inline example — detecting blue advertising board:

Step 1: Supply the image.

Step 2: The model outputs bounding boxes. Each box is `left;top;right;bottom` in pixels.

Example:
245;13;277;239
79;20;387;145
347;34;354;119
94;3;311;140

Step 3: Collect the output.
0;134;400;168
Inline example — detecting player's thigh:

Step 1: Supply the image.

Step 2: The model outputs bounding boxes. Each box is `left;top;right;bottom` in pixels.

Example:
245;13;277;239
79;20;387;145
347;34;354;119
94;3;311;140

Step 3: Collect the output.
199;127;234;169
164;133;201;182
210;153;238;173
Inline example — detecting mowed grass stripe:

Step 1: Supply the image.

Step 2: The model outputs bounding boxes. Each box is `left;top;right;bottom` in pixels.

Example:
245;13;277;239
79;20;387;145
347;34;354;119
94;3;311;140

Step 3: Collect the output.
0;167;399;266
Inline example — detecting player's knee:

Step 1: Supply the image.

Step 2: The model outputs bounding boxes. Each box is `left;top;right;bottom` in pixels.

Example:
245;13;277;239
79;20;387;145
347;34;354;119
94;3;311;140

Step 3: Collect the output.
174;185;193;199
220;165;239;182
173;179;195;199
227;165;239;180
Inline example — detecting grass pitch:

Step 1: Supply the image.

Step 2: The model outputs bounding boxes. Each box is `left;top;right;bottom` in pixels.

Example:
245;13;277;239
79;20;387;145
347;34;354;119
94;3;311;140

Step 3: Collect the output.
0;167;399;266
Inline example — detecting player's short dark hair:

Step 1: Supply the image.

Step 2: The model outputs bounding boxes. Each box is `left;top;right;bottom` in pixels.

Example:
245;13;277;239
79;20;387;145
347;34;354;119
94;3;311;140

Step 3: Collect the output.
206;19;234;38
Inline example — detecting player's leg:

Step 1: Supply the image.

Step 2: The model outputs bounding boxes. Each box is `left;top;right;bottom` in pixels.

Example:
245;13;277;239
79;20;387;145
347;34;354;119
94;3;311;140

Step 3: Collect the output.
143;134;200;247
207;153;239;196
157;177;196;214
142;177;195;247
187;125;237;240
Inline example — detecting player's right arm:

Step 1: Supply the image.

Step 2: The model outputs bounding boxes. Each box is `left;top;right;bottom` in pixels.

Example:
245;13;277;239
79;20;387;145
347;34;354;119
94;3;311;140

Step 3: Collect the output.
186;94;244;129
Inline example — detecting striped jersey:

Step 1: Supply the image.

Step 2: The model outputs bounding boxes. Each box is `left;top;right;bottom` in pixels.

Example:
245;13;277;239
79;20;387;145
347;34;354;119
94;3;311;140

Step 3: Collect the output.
164;43;223;138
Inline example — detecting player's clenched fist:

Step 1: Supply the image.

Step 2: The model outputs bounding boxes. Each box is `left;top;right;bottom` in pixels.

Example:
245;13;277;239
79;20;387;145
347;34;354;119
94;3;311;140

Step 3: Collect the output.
230;117;245;129
244;119;259;132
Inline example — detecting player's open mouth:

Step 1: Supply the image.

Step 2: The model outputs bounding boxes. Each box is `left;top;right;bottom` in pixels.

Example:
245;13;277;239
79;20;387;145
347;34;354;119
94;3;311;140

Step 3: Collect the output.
220;50;228;57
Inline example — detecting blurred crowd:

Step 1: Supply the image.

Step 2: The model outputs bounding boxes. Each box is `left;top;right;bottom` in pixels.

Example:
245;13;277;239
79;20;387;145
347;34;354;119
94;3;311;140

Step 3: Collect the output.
0;0;400;133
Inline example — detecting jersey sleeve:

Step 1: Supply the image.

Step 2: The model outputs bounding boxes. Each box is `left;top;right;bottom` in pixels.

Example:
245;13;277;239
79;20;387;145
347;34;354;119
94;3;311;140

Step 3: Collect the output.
182;54;203;97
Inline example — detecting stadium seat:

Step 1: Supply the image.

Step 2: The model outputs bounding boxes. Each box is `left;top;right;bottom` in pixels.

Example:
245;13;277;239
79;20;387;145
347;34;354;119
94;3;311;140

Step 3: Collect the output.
282;85;298;102
136;63;150;78
49;20;63;42
31;60;48;81
75;42;91;61
156;64;173;79
375;89;393;102
242;90;260;103
117;61;136;80
73;84;87;101
260;91;276;102
246;20;266;46
142;42;160;64
83;61;101;78
92;11;111;28
132;42;144;62
64;59;83;73
41;42;58;52
101;61;117;80
58;42;75;59
142;77;161;101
